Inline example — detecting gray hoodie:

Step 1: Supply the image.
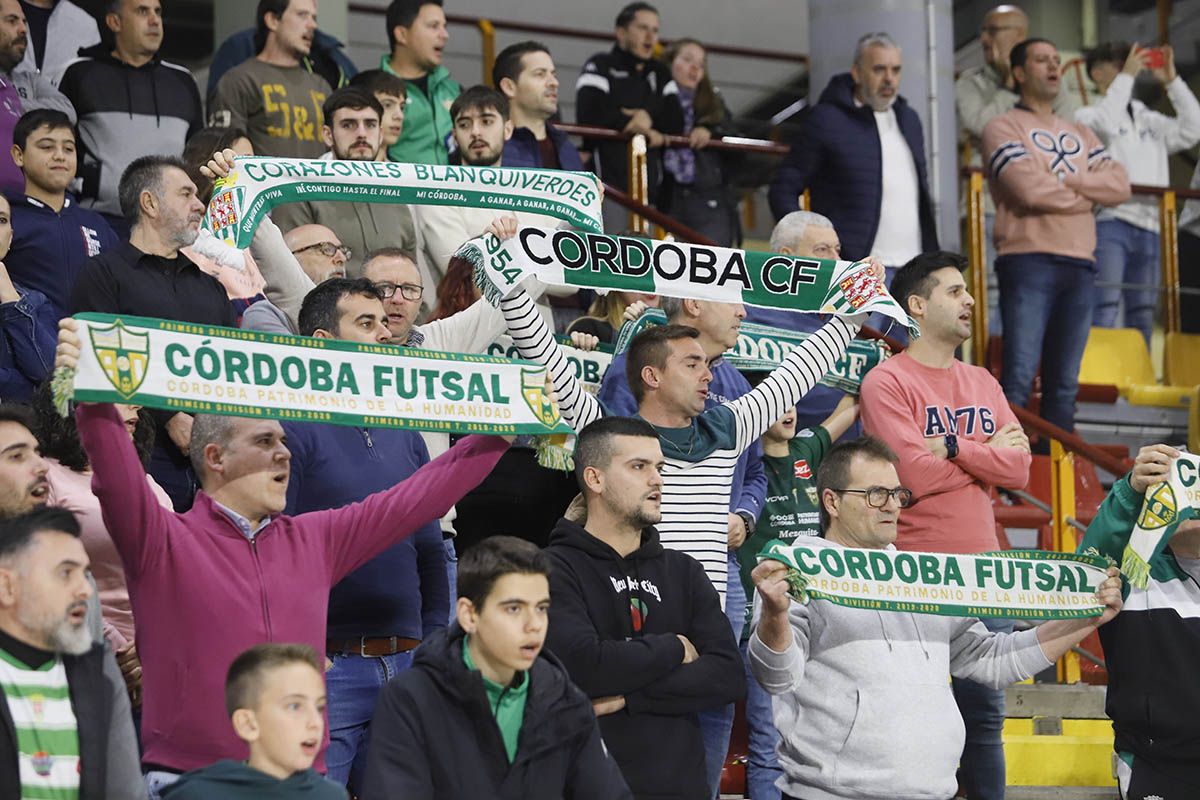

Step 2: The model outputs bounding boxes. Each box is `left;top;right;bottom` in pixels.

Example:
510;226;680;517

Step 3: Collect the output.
748;538;1051;800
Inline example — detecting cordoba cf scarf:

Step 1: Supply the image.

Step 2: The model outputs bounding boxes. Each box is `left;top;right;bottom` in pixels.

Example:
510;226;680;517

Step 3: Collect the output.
457;228;919;337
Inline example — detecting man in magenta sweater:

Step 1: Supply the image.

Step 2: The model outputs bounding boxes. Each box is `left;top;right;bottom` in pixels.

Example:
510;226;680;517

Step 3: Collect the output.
859;250;1032;800
53;318;510;796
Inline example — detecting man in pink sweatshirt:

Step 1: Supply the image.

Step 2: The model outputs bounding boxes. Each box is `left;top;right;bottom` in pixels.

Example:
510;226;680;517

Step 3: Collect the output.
982;37;1130;436
53;319;510;798
860;250;1033;800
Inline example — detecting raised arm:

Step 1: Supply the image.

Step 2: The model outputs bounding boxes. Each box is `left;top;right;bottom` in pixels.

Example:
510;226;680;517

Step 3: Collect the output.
317;434;510;583
725;315;859;451
747;560;812;695
500;286;604;432
250;214;314;322
1078;444;1178;563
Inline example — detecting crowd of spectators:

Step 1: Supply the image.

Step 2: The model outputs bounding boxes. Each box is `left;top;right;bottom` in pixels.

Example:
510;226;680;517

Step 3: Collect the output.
0;1;1193;799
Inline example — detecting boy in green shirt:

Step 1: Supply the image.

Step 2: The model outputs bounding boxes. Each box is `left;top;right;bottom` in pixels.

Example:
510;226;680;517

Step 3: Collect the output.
736;390;859;798
360;536;631;799
163;644;346;799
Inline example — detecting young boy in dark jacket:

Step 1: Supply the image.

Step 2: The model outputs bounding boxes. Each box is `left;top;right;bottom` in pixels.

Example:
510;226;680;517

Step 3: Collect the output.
163;644;346;799
360;536;631;799
544;416;746;799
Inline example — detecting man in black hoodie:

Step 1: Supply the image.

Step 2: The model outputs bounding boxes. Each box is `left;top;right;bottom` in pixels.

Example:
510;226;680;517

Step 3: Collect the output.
545;416;745;799
57;0;204;234
360;535;631;800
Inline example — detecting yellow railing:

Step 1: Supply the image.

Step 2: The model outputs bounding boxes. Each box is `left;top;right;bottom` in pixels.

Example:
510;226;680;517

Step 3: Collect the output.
963;171;1198;363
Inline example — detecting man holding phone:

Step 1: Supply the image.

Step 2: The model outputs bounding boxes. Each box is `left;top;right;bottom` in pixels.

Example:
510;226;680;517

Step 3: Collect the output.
1076;42;1200;344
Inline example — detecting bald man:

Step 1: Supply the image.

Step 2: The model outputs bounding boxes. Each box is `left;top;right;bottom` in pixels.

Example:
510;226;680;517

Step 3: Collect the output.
283;224;350;284
957;5;1080;148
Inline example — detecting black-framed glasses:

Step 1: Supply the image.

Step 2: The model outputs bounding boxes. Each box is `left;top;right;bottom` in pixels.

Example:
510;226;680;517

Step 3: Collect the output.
373;281;423;301
291;241;352;260
832;486;913;509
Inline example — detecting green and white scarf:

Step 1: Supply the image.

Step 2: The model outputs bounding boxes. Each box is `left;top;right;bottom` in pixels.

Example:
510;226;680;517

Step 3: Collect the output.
52;314;572;438
202;158;603;248
1120;453;1200;588
457;228;919;336
488;335;613;396
615;309;889;393
759;540;1112;620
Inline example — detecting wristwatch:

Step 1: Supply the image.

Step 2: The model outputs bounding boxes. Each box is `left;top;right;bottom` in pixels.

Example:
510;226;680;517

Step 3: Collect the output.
944;433;959;460
736;510;756;535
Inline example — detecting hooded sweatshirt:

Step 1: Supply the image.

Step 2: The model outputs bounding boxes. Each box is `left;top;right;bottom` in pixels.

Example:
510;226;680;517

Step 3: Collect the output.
57;44;204;218
544;518;745;799
360;625;632;799
381;57;460;165
748;537;1052;800
162;760;346;800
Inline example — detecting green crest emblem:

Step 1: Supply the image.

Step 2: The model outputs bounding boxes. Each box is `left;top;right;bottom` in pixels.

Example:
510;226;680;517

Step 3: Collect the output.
520;368;560;427
88;321;150;398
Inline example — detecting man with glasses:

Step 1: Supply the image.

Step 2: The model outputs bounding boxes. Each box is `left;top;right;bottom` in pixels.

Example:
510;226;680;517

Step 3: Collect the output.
860;251;1032;800
241;223;350;334
748;436;1122;800
271;86;418;276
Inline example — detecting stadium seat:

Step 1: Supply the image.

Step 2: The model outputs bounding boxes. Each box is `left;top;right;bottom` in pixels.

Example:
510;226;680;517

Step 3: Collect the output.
1165;332;1200;388
1078;327;1191;407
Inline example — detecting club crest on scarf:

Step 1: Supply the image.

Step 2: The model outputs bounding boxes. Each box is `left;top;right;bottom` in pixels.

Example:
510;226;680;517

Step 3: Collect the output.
88;321;150;399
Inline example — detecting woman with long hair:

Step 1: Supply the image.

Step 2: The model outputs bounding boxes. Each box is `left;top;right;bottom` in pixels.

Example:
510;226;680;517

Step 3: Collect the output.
659;39;741;246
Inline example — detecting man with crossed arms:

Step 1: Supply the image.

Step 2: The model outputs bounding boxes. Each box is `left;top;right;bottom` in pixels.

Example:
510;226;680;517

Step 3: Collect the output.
749;435;1123;800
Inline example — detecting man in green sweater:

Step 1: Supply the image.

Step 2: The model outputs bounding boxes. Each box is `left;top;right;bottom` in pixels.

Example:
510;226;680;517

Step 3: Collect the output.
1077;443;1200;799
380;0;460;164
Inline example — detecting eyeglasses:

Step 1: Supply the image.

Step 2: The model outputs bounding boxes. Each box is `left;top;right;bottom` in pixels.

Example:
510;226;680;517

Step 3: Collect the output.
291;241;352;260
373;281;423;301
832;486;913;509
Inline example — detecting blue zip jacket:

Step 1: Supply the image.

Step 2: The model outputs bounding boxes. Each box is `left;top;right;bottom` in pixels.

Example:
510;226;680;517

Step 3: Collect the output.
0;286;56;402
6;194;120;317
282;422;449;640
597;353;766;522
503;123;585;172
767;73;939;260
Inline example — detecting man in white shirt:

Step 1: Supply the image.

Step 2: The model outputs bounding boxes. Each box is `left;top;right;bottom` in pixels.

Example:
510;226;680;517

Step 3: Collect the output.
1075;42;1200;345
768;33;937;342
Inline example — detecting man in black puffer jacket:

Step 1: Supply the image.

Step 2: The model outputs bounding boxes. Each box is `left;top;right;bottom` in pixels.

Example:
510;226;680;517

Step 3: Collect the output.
360;536;630;800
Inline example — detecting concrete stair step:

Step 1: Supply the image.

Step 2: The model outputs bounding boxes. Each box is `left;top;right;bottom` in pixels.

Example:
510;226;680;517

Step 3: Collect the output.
1006;683;1108;719
1004;788;1118;800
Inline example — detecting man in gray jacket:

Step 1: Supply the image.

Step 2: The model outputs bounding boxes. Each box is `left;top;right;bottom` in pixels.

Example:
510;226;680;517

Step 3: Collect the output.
748;436;1122;800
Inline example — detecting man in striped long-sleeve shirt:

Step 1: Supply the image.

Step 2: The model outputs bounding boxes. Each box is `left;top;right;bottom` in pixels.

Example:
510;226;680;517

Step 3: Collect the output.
499;282;871;608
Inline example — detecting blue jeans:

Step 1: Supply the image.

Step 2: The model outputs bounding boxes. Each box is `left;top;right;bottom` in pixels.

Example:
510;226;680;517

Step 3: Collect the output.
1092;218;1160;346
325;650;414;789
699;553;745;798
985;212;1002;336
445;537;458;625
996;253;1095;433
951;617;1016;800
741;640;782;800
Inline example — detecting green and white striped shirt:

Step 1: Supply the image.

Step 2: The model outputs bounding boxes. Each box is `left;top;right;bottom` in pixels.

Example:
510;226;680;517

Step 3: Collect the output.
0;648;80;800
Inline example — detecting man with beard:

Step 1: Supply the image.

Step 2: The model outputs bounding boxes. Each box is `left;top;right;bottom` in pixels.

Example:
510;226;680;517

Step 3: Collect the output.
769;32;937;268
271;86;417;275
0;0;75;197
208;0;331;159
543;416;744;798
414;85;573;292
70;154;233;511
0;505;143;799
